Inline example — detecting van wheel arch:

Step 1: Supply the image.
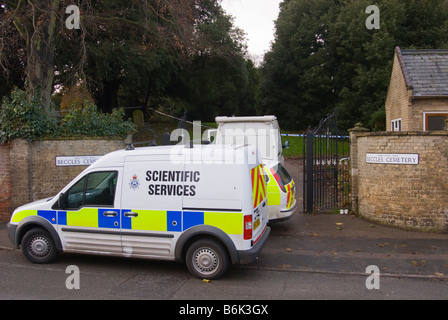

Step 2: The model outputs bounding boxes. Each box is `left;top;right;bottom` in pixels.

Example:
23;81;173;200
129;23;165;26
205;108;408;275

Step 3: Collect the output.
16;216;62;252
175;226;239;265
21;227;58;264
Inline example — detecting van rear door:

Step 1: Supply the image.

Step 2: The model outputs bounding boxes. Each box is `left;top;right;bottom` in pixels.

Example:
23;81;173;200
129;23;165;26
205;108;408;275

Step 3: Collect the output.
250;164;268;243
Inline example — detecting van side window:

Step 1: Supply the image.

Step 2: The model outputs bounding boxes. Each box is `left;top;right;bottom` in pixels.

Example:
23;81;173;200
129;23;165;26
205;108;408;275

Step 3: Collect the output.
66;171;118;209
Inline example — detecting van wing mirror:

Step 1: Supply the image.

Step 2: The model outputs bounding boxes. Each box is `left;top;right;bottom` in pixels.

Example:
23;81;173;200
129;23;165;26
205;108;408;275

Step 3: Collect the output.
205;129;217;144
58;192;67;210
283;140;290;149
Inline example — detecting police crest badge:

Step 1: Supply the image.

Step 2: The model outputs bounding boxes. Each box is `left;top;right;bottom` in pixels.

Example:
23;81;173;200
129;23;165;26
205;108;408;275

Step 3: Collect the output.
129;174;140;190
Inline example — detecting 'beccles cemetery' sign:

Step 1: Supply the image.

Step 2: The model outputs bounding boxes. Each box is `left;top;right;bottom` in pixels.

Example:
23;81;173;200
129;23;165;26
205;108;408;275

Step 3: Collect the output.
366;153;419;165
56;156;102;167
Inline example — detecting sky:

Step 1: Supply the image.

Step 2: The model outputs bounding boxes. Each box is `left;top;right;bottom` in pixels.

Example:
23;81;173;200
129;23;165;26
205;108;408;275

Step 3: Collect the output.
220;0;282;61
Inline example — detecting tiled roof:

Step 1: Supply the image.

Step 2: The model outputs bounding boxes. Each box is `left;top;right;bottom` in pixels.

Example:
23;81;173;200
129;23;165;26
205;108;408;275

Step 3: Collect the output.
396;47;448;97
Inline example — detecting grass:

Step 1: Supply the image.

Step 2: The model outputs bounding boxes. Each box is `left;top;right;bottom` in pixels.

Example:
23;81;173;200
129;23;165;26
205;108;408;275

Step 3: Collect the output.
281;132;305;158
281;130;351;159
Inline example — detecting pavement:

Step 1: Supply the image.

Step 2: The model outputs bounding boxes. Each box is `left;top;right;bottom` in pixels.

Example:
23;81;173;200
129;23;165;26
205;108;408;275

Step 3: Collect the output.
1;158;447;282
253;158;448;280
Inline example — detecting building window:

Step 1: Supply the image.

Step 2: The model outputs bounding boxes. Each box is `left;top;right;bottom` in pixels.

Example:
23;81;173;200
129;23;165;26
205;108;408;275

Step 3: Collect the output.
391;118;402;132
424;113;448;131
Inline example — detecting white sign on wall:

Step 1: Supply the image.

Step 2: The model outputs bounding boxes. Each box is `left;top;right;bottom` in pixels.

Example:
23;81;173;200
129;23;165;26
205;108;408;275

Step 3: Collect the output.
56;156;102;167
366;153;419;165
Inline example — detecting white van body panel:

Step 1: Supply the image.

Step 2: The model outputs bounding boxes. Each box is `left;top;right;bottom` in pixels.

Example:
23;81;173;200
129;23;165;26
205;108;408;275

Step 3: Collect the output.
215;115;284;166
8;144;270;275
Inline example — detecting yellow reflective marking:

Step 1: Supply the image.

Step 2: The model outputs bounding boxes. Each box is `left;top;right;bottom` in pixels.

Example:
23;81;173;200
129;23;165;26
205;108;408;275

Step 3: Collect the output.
265;169;281;205
11;210;37;223
251;164;267;208
204;211;243;235
131;210;167;231
66;208;98;228
286;182;296;209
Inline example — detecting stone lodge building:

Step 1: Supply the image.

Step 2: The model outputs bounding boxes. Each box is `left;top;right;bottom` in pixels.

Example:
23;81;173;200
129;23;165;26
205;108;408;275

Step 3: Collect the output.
385;46;448;132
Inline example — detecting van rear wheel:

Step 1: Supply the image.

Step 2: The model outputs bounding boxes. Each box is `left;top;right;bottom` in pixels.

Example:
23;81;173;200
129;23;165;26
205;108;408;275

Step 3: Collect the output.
21;228;58;264
186;239;229;280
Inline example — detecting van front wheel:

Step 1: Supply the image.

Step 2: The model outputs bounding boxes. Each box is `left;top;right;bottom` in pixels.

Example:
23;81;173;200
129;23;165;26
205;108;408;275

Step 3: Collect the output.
186;239;229;280
21;228;58;264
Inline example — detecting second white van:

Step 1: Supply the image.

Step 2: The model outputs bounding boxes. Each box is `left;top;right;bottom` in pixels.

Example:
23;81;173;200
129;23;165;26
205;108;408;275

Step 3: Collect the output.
212;116;297;222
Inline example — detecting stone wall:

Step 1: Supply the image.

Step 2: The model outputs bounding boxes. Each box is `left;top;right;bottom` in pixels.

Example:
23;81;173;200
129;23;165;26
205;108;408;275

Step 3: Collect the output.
0;138;127;221
385;51;412;131
350;130;448;232
0;143;11;221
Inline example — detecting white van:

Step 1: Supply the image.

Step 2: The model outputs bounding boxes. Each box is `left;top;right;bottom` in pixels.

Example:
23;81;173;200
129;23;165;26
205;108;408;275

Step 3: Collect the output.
214;115;286;165
7;144;270;280
212;116;297;222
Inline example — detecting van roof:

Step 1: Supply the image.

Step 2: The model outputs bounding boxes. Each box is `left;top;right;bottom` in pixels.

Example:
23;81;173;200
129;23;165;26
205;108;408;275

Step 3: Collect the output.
215;115;277;124
88;144;260;169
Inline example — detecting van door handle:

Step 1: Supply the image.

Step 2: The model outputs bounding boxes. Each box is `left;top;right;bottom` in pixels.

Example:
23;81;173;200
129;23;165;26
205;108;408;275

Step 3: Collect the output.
103;211;118;217
124;212;139;217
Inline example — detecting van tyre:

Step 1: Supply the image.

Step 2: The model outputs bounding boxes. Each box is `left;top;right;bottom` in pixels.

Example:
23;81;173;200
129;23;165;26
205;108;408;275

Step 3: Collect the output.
21;228;58;264
186;239;229;280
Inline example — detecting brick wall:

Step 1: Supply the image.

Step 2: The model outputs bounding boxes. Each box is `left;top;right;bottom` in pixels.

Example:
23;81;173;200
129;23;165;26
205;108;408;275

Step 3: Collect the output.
0;138;127;221
350;130;448;232
0;144;11;221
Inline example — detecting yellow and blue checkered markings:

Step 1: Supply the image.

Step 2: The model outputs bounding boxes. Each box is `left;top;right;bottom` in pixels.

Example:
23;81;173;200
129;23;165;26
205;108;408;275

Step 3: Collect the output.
122;210;243;235
13;209;243;235
11;210;58;224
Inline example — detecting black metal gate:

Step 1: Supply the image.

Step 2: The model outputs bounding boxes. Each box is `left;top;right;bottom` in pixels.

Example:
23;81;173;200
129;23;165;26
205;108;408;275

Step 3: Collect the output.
303;111;351;213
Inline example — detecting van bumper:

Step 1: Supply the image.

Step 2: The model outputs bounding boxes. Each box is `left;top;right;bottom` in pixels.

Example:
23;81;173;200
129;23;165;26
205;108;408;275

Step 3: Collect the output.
6;223;18;249
237;226;271;265
270;202;298;223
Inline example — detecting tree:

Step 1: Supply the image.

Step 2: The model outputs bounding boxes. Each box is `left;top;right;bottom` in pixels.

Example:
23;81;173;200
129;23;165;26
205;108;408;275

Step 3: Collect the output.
2;0;244;114
260;0;448;131
54;0;250;117
259;0;336;130
169;4;251;121
56;0;207;113
326;0;407;130
1;0;62;111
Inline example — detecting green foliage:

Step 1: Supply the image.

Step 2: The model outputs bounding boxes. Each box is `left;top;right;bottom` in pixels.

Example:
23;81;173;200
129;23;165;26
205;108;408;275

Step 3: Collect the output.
0;89;57;143
260;0;448;131
59;103;137;138
0;89;136;144
165;5;255;122
2;0;253;123
53;0;251;119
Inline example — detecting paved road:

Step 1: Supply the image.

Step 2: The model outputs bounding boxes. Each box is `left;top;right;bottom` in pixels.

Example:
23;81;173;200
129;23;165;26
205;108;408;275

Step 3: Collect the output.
1;208;447;302
0;159;447;305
